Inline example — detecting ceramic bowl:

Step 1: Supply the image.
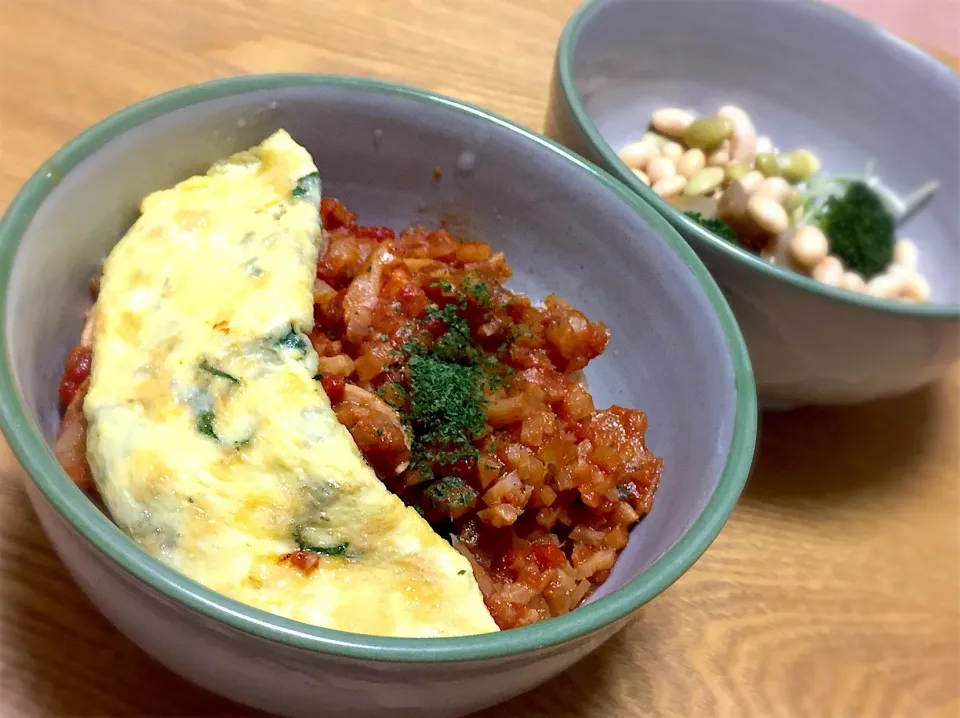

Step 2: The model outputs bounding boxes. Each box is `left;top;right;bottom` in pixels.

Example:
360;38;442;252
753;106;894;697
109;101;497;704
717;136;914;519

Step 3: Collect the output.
0;75;756;718
547;0;960;407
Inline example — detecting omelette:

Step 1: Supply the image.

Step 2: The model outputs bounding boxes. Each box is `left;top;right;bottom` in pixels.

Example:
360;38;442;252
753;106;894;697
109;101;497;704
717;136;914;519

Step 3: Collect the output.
83;130;499;637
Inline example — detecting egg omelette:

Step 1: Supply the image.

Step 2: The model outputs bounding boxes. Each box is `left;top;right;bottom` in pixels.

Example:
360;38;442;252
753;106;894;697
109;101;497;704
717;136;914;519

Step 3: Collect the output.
83;130;499;637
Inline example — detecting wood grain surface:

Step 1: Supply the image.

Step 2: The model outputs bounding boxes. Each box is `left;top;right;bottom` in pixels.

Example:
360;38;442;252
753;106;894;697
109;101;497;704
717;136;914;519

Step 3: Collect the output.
0;1;958;716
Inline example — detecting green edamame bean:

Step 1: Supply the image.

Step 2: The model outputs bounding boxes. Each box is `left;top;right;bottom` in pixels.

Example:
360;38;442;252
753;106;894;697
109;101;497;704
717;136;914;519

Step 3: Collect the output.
683;167;725;197
783;190;805;214
778;150;821;183
754;152;781;177
682;116;733;151
725;161;749;182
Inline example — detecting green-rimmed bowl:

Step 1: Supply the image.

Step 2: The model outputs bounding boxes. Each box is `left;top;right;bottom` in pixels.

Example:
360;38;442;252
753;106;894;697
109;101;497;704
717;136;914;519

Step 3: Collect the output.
547;0;960;407
0;75;756;718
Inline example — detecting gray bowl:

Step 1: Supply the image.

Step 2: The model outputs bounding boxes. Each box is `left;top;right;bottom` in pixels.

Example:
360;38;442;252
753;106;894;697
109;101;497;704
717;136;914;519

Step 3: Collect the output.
547;0;960;407
0;76;756;717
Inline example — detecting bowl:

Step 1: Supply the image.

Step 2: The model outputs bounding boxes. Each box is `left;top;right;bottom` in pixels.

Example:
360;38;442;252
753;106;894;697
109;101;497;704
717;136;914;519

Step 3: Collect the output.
546;0;960;407
0;75;756;718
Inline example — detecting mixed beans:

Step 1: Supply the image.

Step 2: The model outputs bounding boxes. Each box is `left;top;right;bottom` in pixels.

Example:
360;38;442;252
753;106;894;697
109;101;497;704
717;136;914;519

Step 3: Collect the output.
618;105;932;302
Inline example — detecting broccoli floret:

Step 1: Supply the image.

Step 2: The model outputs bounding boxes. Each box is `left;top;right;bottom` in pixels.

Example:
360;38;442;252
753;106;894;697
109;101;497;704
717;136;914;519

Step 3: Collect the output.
684;212;739;245
817;182;894;278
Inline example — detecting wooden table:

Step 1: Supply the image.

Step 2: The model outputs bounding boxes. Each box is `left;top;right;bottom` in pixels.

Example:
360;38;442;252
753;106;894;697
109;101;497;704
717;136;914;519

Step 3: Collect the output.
0;2;957;716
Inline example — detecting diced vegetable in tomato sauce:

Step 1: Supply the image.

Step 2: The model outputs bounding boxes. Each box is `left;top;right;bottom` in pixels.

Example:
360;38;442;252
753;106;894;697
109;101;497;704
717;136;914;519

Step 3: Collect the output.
58;345;92;410
55;196;663;631
313;198;663;629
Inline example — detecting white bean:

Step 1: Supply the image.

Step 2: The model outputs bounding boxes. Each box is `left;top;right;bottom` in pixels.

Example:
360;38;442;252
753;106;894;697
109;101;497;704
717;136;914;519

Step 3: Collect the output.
717;105;757;165
787;225;829;271
706;140;731;167
652;175;687;198
839;271;866;293
899;271;931;302
812;256;844;286
893;238;919;270
755;135;774;155
866;272;904;299
661;141;684;162
651;108;695;138
676;148;707;178
646;156;677;185
631;168;650;186
752;176;792;204
642;131;666;147
763;231;792;267
746;196;789;235
739;170;765;194
618;140;660;171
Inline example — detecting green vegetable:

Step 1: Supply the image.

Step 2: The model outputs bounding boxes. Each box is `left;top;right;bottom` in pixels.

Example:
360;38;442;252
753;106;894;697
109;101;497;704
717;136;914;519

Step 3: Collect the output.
303;542;349;557
292;171;320;199
424;476;479;517
817;181;894;278
725;162;749;182
684;211;739;244
458;569;467;575
778;150;821;183
683;167;724;197
195;405;251;448
197;411;218;439
755;152;781;178
783;190;805;214
274;326;308;353
293;527;350;556
682;116;732;151
199;360;240;384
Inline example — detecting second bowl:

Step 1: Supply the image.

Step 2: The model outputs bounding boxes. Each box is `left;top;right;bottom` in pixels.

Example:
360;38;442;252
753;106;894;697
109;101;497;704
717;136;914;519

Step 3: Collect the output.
547;0;960;407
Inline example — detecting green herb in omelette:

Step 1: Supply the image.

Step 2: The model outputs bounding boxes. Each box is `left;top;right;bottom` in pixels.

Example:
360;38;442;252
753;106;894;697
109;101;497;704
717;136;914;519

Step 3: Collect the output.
274;326;308;353
292;526;351;557
199;360;240;384
291;171;320;199
196;411;218;440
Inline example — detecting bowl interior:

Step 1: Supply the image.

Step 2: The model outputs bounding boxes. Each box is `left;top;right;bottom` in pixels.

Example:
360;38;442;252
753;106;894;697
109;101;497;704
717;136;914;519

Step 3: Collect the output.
565;0;960;304
0;77;752;655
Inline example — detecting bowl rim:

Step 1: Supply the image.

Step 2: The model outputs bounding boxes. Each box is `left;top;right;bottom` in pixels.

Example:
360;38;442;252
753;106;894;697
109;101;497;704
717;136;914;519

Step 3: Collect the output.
556;0;960;319
0;73;757;663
